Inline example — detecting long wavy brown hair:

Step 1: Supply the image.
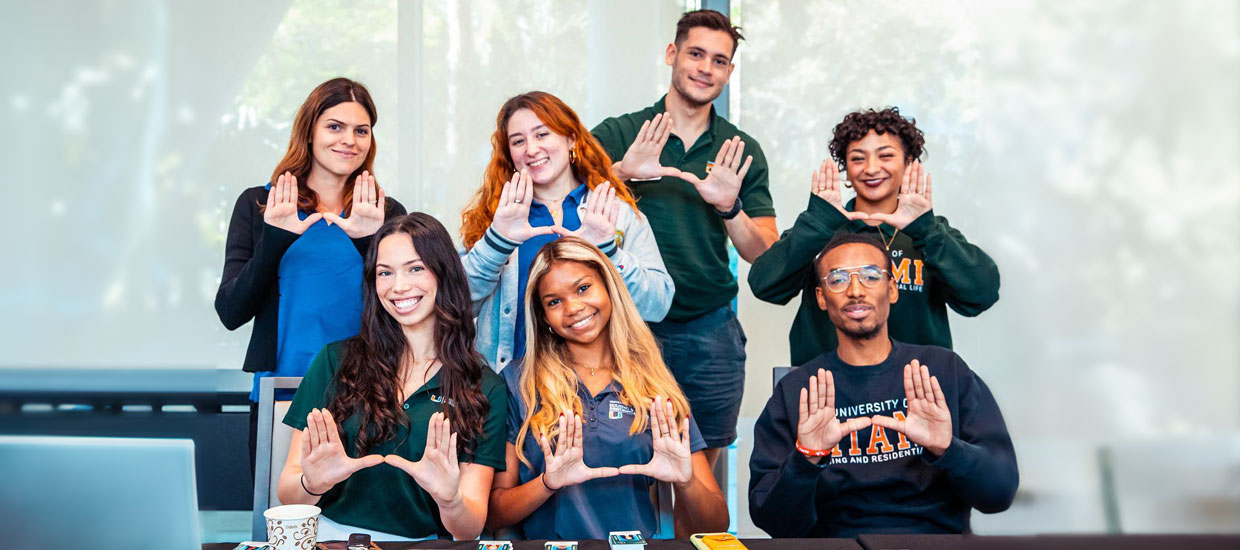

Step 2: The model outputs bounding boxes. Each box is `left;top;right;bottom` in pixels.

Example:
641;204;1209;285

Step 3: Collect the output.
459;91;639;248
270;77;379;217
329;213;489;456
514;237;690;467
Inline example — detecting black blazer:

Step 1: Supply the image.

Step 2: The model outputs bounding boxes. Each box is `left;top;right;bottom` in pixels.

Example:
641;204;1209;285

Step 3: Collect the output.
215;185;407;372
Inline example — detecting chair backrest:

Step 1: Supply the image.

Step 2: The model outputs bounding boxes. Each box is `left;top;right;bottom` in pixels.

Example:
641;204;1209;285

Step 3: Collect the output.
652;480;675;539
772;366;793;388
252;376;302;541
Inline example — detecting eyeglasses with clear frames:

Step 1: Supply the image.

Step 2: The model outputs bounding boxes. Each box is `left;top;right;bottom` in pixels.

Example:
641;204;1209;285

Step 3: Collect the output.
821;264;890;293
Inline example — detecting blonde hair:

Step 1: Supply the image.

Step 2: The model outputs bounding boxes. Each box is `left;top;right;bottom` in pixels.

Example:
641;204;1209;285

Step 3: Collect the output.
515;237;690;467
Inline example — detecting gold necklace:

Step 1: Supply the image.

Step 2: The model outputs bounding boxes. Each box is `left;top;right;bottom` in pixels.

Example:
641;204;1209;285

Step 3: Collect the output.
878;227;899;251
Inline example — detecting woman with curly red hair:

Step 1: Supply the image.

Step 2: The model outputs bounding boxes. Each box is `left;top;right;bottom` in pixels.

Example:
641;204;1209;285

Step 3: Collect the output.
460;91;674;372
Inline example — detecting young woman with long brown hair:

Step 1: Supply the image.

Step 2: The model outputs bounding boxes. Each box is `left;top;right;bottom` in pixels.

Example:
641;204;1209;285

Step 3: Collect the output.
459;91;673;373
214;78;406;468
486;237;727;540
276;214;507;541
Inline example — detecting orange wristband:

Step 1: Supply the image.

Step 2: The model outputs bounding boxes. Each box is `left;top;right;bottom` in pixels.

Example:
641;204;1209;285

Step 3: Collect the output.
796;439;831;458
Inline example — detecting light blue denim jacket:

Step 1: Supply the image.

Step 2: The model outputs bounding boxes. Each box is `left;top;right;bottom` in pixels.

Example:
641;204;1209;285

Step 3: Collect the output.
462;187;674;372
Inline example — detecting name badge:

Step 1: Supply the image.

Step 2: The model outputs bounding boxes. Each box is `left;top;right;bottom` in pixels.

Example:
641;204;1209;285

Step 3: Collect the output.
608;401;636;419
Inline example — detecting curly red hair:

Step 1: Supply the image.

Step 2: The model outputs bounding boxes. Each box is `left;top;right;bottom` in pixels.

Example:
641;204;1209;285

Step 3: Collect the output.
460;91;639;249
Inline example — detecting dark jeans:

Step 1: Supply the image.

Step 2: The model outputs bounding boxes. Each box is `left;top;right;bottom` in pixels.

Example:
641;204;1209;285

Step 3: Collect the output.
649;305;747;448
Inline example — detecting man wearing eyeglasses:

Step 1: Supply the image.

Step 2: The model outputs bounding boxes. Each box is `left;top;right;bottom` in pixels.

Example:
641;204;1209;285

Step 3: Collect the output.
748;233;1017;537
747;108;999;366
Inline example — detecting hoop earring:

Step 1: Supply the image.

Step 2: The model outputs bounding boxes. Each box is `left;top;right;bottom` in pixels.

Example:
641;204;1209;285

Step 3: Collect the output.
569;149;577;165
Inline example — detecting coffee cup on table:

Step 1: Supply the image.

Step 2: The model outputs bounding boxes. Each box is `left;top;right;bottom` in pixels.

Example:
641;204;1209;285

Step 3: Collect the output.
264;504;320;550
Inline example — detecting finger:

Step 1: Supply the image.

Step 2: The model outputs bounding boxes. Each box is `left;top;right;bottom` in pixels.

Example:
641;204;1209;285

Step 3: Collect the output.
574;414;585;451
870;415;902;433
817;368;828;410
300;213;323;230
521;170;534;206
321;212;342;226
930;375;946;408
375;186;387;214
729;139;747;171
447;432;458;464
910;360;926;401
530;225;562;238
321;408;339;446
539;430;554;459
649;399;661;439
807;373;819;416
300;429;311;459
680;416;691;447
828;161;840;191
864;212;892;225
589;466;621;479
900;162;912;195
618;464;649;477
355;454;385;471
266;179;279;209
903;364;916;402
825;370;835;411
440;414;452;455
307;409;323;449
845;211;870;221
352;174;364;206
656;115;673;147
557;413;568;456
426;412;441;451
920;364;934;404
607;194;620;228
842;416;873;434
737;155;754;180
654;396;669;439
924;173;933;203
663;400;681;442
366;172;378;205
811;167;822;195
713;138;733;166
287;174;298;204
637;118;653;143
798;387;810;426
383;454;414;475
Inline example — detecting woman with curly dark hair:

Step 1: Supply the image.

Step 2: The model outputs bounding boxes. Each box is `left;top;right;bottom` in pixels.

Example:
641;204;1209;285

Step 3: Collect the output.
276;213;507;541
748;107;1000;364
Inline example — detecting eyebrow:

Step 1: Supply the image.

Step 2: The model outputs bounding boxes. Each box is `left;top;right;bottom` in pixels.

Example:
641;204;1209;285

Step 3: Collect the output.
509;124;546;140
541;276;589;300
375;258;422;269
848;145;897;155
325;118;370;128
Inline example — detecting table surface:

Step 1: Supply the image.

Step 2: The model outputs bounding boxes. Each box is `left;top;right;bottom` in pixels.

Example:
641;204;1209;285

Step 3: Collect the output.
206;534;1240;550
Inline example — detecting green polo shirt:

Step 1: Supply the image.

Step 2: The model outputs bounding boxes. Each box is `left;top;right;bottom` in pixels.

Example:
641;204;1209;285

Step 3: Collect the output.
283;340;508;539
592;95;776;321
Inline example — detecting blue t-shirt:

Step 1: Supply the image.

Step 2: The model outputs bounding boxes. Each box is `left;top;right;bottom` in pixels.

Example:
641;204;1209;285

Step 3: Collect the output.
512;183;587;361
501;359;707;540
250;207;364;402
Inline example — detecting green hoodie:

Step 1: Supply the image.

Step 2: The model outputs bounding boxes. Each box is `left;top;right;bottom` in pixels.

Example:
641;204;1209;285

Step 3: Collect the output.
748;195;1000;365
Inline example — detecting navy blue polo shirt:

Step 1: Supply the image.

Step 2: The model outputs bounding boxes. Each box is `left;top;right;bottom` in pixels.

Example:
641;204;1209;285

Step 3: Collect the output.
513;183;588;361
501;359;707;540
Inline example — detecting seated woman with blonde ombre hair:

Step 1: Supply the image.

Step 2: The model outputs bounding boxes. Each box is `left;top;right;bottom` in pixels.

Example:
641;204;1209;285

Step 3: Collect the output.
486;237;727;540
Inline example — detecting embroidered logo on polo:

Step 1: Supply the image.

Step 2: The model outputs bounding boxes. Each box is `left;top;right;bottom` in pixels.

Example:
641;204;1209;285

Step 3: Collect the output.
608;400;636;419
429;394;455;407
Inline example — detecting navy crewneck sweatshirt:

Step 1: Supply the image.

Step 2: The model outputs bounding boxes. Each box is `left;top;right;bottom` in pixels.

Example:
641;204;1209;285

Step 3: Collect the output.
748;340;1018;537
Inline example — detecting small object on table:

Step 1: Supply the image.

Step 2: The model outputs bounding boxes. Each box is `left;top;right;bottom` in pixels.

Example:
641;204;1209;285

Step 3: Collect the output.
690;532;748;550
545;542;579;550
476;541;513;550
608;530;646;550
231;544;274;550
347;533;371;550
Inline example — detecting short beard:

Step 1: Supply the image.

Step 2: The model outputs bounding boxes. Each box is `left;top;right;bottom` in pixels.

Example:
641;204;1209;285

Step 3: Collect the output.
840;322;883;341
670;69;719;108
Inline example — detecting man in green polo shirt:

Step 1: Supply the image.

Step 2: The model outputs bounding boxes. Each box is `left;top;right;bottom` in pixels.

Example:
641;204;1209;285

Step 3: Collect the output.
592;9;778;471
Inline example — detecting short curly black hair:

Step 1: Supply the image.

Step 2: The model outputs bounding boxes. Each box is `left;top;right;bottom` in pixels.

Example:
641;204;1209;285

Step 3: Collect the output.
828;107;925;167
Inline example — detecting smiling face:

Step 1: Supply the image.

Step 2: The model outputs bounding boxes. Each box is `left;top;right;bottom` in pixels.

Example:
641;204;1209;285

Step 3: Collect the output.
537;260;613;347
374;233;438;332
309;101;372;179
815;242;898;342
506;108;576;190
665;27;735;107
845;130;910;209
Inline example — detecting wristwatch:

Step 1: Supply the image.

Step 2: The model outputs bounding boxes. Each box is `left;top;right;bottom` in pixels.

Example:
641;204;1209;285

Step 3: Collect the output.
715;197;743;220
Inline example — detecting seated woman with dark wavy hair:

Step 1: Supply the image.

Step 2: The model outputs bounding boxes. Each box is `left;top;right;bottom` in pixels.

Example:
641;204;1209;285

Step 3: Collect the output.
276;213;507;541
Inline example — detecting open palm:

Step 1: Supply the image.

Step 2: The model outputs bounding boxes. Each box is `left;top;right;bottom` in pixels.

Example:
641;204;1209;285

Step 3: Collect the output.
865;160;932;229
299;408;383;494
385;412;461;503
540;413;619;490
797;369;871;453
263;172;322;235
617;113;682;181
556;181;619;246
323;171;386;238
870;360;953;456
619;396;691;484
491;169;559;243
680;136;752;212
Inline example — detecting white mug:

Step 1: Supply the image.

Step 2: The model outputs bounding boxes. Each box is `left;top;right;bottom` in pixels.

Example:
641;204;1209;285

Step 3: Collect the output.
264;504;321;550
